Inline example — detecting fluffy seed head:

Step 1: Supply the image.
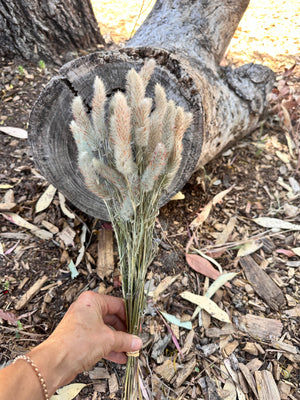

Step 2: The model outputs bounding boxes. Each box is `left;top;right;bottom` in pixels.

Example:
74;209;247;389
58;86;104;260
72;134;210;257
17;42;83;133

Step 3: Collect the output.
162;100;176;154
78;152;110;199
138;59;156;88
70;60;192;204
72;97;89;137
165;141;183;188
126;69;145;108
120;194;134;221
92;76;107;141
141;143;168;192
109;92;135;176
92;158;126;195
148;84;167;154
134;97;152;147
72;96;98;150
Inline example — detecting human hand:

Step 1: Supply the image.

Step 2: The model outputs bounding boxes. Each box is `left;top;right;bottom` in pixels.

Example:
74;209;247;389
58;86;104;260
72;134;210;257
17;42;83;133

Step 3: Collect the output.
28;291;142;394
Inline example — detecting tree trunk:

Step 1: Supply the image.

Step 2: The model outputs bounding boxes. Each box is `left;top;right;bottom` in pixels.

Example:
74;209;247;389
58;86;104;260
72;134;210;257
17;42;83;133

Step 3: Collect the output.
0;0;104;63
28;0;275;220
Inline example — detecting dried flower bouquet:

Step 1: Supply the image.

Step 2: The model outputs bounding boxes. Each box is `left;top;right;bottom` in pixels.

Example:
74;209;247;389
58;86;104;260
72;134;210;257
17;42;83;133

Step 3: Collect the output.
70;59;192;399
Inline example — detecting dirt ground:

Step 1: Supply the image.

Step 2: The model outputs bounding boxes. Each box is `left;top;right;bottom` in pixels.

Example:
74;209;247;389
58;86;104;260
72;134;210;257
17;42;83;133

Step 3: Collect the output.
0;1;300;399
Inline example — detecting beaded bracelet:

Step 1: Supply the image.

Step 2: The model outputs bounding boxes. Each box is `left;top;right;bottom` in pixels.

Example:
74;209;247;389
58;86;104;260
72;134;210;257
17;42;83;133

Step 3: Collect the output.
13;355;49;400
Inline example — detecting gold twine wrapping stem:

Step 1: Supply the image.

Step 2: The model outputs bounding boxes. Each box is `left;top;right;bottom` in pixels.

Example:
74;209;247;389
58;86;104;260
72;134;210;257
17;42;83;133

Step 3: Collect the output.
126;350;139;357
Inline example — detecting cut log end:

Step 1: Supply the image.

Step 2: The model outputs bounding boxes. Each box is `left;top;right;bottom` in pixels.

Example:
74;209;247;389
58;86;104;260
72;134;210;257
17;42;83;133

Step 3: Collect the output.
29;47;274;221
28;48;204;220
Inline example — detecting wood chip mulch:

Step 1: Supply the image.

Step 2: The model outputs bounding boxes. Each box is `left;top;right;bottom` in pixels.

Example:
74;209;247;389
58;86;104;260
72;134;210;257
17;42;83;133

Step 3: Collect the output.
0;1;300;399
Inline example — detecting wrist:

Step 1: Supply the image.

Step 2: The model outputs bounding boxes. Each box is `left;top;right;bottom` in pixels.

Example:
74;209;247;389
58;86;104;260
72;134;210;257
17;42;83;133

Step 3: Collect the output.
28;336;77;396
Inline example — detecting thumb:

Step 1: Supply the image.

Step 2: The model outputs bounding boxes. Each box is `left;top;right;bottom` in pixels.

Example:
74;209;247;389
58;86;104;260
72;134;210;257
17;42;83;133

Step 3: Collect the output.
110;331;143;354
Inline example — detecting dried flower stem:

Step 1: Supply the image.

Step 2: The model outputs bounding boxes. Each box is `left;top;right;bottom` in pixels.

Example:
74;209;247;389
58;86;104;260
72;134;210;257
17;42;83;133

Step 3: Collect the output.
70;59;192;399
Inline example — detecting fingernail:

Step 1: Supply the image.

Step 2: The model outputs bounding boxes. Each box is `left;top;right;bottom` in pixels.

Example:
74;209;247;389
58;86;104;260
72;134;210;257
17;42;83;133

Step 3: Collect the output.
132;335;143;350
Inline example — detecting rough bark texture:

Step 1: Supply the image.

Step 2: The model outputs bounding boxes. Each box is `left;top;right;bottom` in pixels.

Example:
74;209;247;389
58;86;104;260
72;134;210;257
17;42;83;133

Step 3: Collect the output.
128;0;250;65
0;0;104;63
28;0;275;220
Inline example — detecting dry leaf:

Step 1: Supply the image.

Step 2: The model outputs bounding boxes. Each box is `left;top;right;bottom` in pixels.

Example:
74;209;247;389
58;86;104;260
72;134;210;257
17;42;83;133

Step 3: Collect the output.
192;272;236;320
0;202;17;211
215;216;237;245
195;249;223;272
1;212;53;240
0;309;18;325
51;383;87;400
190;202;212;227
205;272;237;299
35;184;56;213
289;177;300;193
0;183;14;189
291;247;300;256
3;188;14;203
58;193;75;219
0;126;28;139
190;186;234;228
276;248;296;257
212;186;234;205
237;240;263;257
2;212;37;230
68;260;79;279
186;253;230;286
276;150;290;164
161;311;192;330
180;291;231;323
170;191;185;200
253;217;300;230
153;274;180;302
281;104;293;132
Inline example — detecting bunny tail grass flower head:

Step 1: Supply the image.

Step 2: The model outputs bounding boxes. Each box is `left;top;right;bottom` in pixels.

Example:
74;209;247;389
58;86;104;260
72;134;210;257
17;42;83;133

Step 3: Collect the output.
70;59;192;399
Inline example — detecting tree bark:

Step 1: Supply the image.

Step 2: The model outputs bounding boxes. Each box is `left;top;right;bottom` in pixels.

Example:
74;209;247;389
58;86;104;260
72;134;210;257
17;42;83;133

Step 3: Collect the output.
0;0;104;63
128;0;250;65
28;0;275;220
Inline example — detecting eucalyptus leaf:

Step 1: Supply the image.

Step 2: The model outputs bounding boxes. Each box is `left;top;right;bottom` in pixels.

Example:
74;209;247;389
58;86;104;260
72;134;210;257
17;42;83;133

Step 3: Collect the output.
181;291;231;323
205;272;238;299
253;217;300;230
192;272;237;319
237;240;263;257
51;383;87;400
36;184;56;213
161;311;192;330
68;260;79;279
